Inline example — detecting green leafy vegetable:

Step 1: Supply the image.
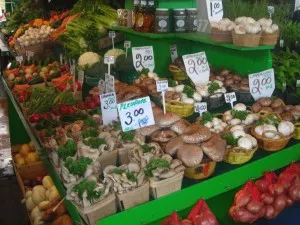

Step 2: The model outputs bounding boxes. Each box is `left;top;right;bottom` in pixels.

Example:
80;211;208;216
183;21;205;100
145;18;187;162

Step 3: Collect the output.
141;144;155;153
83;137;106;149
82;128;99;139
120;130;135;142
65;157;93;177
45;129;56;137
57;139;77;161
183;85;195;98
168;79;177;87
84;117;98;128
72;179;102;203
256;115;280;126
232;109;250;120
199;112;213;125
35;119;59;131
111;168;137;182
222;133;238;146
208;81;220;94
145;158;169;177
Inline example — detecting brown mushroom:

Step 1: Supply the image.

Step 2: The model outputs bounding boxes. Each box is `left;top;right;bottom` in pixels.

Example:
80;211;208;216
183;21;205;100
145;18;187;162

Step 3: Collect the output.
177;144;204;168
152;107;163;117
215;75;224;81
281;112;294;121
181;125;211;144
284;105;294;112
240;84;250;91
151;130;177;143
258;97;272;107
273;106;284;114
241;78;249;85
155;112;181;127
170;119;190;135
252;102;262;113
233;75;242;82
201;135;227;162
291;109;300;120
220;69;230;76
165;136;184;156
224;79;234;87
260;107;273;113
295;105;300;111
271;98;283;108
138;125;160;136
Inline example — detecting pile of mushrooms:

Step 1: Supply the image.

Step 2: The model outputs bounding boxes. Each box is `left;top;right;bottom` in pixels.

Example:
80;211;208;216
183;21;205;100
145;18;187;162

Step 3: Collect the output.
224;103;260;126
103;163;146;194
225;125;258;150
258;18;279;34
134;72;161;96
234;17;261;35
165;124;227;167
196;80;227;99
167;84;202;105
210;18;236;32
197;112;228;134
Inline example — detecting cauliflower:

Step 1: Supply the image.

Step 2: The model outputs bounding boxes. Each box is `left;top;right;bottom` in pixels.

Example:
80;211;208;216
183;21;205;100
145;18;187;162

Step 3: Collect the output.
78;52;101;68
104;48;126;58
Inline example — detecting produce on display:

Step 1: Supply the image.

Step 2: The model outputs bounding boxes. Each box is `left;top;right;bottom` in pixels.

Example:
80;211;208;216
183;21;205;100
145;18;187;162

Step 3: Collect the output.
14;142;40;166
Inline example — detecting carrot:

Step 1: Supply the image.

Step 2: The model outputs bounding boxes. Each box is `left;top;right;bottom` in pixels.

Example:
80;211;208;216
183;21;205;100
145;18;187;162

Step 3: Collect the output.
51;74;72;86
13;84;31;93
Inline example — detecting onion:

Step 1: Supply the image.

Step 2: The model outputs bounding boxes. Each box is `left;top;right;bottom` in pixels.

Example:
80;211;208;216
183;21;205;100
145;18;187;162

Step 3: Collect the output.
274;194;287;212
255;179;269;193
288;184;300;201
234;191;251;207
268;183;284;196
261;193;274;204
285;196;294;207
264;205;275;219
230;206;258;223
246;200;264;213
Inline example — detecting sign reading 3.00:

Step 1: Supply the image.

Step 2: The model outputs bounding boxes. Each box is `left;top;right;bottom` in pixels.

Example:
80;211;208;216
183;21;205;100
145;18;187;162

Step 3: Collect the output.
249;69;275;100
132;46;155;72
117;96;155;132
100;92;118;125
182;52;210;85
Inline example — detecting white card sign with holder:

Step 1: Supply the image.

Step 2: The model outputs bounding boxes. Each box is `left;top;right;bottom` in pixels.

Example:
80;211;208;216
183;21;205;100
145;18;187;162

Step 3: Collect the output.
26;51;34;61
98;79;106;95
248;69;275;101
105;73;115;93
124;41;131;58
182;52;210;85
109;31;116;49
297;80;300;88
78;70;84;84
104;56;115;75
224;92;236;109
170;45;178;63
100;92;118;125
16;56;23;64
206;0;224;22
156;80;168;92
194;102;207;116
117;96;155;132
132;46;155;72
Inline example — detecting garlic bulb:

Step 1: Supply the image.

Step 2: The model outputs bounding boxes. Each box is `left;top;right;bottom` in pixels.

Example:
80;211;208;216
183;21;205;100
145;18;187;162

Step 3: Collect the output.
210;22;219;29
220;18;231;25
219;24;228;31
271;24;279;32
258;18;272;27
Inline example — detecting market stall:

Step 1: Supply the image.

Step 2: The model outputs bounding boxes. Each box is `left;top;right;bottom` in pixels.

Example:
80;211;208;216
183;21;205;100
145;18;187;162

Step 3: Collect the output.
1;0;300;225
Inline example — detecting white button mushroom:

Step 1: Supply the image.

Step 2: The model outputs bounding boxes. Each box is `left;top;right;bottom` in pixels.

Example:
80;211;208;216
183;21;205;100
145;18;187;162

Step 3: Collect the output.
230;125;244;132
238;137;253;150
230;118;242;125
234;103;247;111
232;129;246;139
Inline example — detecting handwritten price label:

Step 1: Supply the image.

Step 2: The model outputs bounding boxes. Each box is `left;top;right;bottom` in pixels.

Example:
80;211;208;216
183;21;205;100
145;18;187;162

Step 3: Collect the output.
109;31;116;38
224;92;236;108
206;0;223;22
105;73;115;93
16;56;23;64
170;45;178;63
124;41;131;48
194;102;207;116
78;70;84;84
98;79;105;95
182;52;210;85
249;69;275;101
156;80;168;92
100;92;118;125
117;96;155;132
104;56;115;65
132;46;155;72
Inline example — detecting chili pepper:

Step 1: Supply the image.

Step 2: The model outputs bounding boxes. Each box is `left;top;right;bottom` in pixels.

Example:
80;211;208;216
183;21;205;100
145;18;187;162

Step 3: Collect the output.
57;83;67;92
29;114;40;123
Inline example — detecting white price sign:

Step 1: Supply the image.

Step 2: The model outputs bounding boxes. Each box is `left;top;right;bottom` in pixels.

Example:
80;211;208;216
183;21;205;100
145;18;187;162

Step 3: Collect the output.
248;69;275;101
182;52;210;85
206;0;223;22
117;96;155;132
100;92;118;125
98;79;105;95
124;41;131;48
132;46;155;72
26;51;34;60
170;45;178;63
109;31;116;38
268;6;275;18
297;80;300;88
78;70;84;84
156;80;168;92
104;56;115;64
295;0;300;11
16;56;23;64
224;92;236;108
194;102;207;116
105;73;115;93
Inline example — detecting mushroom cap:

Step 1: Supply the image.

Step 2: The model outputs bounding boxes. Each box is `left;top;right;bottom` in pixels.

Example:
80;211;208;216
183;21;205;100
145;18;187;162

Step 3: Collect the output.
151;130;177;143
152;107;163;117
291;109;300;116
258;97;272;107
170;119;190;135
281;112;294;121
177;144;203;168
138;125;160;136
201;135;226;162
165;136;184;156
155;112;181;127
181;125;211;144
271;98;283;108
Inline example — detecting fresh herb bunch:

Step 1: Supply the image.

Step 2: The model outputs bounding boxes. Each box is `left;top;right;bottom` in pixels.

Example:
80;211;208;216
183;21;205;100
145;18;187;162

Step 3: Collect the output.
57;139;77;161
82;128;99;139
35;119;59;131
84;117;98;128
65;157;93;177
183;85;195;98
72;179;102;203
208;81;220;94
145;158;169;177
120;130;135;142
232;109;250;121
200;112;213;125
141;144;155;153
45;129;56;137
138;68;150;76
256;115;280;126
111;168;137;182
88;107;102;116
222;133;238;146
83;137;106;149
168;79;177;87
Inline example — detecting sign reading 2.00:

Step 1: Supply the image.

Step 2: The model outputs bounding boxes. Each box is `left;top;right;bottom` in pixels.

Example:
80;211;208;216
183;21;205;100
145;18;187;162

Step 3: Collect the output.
249;69;275;100
117;96;155;132
132;46;155;72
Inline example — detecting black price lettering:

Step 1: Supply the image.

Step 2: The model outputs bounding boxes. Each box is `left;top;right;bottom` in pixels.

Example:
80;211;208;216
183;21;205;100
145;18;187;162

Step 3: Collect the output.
103;100;109;110
134;108;144;116
135;54;143;69
251;77;272;95
188;59;198;75
125;112;133;125
214;3;220;9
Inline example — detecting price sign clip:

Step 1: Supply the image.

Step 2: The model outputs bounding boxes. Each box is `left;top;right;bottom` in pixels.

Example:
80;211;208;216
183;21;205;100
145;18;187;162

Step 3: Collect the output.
224;92;237;109
194;102;207;116
124;41;131;58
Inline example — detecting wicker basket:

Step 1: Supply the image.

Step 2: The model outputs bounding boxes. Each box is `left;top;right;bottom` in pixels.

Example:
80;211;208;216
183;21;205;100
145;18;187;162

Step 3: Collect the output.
76;193;117;225
224;146;258;164
260;30;279;46
98;150;118;169
225;124;253;134
251;127;293;151
232;31;262;47
184;161;216;180
169;64;187;81
15;40;54;60
203;92;225;110
211;27;233;43
149;172;184;199
165;100;194;118
293;122;300;140
116;181;150;211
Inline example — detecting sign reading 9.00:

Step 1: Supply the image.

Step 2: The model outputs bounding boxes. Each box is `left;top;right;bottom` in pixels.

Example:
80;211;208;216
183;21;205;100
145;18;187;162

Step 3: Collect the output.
117;96;155;132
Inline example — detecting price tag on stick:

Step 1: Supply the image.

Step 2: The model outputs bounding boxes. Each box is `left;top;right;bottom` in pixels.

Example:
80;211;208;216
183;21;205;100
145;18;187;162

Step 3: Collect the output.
109;31;116;49
124;41;131;58
182;52;210;85
117;96;155;132
268;6;275;18
98;79;105;95
26;51;34;61
16;56;23;65
105;73;115;93
100;92;118;125
224;92;237;109
104;56;115;75
132;46;155;72
156;80;168;114
78;70;84;85
170;45;178;63
206;0;224;22
194;102;207;116
248;69;275;101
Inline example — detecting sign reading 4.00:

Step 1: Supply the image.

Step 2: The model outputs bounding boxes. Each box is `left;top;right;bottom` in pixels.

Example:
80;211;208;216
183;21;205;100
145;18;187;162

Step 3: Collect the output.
117;96;155;132
182;52;210;85
249;69;275;100
132;46;155;72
